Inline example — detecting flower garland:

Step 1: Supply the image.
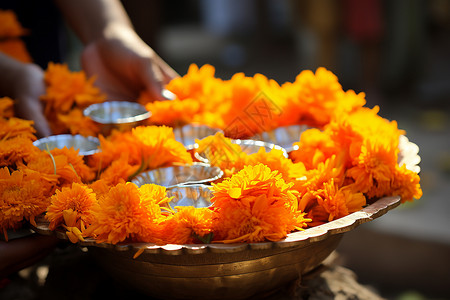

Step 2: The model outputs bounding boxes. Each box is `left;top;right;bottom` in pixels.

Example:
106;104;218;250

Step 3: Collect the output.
0;10;422;245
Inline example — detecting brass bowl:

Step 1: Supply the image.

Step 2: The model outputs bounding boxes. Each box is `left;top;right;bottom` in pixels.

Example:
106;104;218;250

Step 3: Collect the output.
131;163;223;189
31;135;420;300
173;124;223;150
83;101;151;136
32;134;100;156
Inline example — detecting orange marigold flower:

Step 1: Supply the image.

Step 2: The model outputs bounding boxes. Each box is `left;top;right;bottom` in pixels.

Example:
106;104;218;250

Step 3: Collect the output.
293;155;346;204
290;128;340;170
50;147;96;183
46;182;98;231
301;178;366;226
132;125;193;170
0;97;14;118
153;206;214;244
211;164;309;243
346;138;398;200
0;10;28;38
41;62;106;117
0;167;49;240
0;39;32;63
145;98;200;126
390;165;422;203
0;117;36;141
89;182;166;244
99;152;139;186
57;108;100;136
0;135;36;168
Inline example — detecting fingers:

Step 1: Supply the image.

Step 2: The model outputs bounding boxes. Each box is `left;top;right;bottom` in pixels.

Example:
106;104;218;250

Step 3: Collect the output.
142;55;180;101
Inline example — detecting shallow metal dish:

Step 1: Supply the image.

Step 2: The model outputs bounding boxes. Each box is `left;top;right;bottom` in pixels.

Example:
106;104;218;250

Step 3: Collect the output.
195;139;288;164
166;184;213;209
252;125;310;152
131;163;223;189
33;134;100;156
173;124;223;150
83;101;151;135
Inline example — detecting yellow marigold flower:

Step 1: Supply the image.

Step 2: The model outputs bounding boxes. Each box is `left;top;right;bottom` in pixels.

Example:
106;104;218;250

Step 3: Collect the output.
211;164;309;243
0;167;49;240
46;182;98;232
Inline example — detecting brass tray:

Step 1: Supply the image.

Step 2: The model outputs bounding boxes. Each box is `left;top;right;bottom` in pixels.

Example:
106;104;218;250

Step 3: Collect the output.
31;135;419;300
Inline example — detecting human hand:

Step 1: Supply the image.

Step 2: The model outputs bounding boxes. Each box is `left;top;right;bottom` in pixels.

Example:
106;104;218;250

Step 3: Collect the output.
0;53;52;138
81;27;179;102
0;233;59;279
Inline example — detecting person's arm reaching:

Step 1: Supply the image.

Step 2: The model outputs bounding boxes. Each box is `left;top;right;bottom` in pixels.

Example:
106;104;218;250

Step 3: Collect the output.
54;0;179;101
0;53;51;137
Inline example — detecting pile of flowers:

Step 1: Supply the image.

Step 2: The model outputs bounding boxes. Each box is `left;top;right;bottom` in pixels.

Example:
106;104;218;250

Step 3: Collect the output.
0;10;421;246
0;63;422;246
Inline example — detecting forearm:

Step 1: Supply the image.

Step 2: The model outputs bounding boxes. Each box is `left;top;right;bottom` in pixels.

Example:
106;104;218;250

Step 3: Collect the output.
0;53;26;97
53;0;135;45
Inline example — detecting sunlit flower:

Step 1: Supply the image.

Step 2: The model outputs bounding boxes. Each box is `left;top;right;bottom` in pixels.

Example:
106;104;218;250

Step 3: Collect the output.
211;164;310;243
46;182;98;232
88;182;166;244
300;178;366;226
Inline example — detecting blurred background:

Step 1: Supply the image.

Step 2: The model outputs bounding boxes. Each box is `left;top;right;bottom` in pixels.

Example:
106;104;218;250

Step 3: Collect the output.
3;0;450;299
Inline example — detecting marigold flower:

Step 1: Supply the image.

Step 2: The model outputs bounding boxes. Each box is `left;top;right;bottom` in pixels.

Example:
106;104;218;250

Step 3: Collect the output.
46;182;98;231
0;167;49;240
300;178;366;226
211;164;309;243
0;117;36;141
0;39;32;63
0;10;28;38
41;62;106;121
154;206;214;244
390;165;423;203
89;183;166;244
57;108;100;136
0;97;14;118
0;136;36;168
